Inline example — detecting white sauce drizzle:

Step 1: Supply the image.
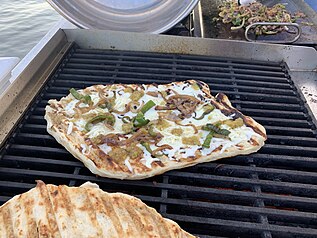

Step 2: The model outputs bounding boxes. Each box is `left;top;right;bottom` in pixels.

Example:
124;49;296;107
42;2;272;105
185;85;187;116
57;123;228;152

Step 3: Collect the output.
124;159;133;173
140;149;160;168
80;144;87;154
67;122;73;135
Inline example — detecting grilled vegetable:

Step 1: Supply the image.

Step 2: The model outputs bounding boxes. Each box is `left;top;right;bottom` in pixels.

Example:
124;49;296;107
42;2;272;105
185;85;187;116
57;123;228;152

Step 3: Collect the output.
133;112;150;128
85;113;115;131
156;119;171;131
126;144;143;159
194;104;215;120
202;123;231;136
202;132;214;148
171;128;183;136
130;91;144;101
223;118;244;128
133;100;156;128
140;100;156;114
182;136;201;146
108;147;128;163
148;125;158;137
141;142;153;154
70;88;92;105
218;1;302;35
70;88;82;100
122;123;134;134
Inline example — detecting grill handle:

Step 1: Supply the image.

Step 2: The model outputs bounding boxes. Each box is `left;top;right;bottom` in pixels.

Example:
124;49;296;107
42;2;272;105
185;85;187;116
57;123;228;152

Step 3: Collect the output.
245;22;302;44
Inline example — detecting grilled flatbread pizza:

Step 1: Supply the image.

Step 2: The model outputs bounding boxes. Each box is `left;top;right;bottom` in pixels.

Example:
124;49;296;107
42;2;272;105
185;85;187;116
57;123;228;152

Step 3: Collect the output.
0;180;194;237
45;80;267;179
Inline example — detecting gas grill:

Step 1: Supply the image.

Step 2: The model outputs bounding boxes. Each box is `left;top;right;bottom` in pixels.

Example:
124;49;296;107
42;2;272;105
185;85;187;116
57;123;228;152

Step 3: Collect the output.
0;28;317;238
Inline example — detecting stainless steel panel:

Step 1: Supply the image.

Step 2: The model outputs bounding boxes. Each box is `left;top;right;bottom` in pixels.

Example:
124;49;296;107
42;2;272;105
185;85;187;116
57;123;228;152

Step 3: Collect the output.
0;29;71;145
64;29;317;71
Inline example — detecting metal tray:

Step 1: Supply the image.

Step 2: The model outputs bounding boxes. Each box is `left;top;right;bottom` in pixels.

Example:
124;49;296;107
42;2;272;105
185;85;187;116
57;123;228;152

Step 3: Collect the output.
46;0;199;33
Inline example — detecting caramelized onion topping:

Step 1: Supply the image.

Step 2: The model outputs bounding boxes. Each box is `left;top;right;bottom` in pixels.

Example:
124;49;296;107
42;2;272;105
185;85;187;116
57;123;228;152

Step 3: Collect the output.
151;144;173;156
166;95;200;118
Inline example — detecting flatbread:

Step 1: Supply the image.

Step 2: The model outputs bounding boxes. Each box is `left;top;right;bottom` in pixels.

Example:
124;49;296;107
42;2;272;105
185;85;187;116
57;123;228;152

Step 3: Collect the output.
45;80;267;179
0;181;194;238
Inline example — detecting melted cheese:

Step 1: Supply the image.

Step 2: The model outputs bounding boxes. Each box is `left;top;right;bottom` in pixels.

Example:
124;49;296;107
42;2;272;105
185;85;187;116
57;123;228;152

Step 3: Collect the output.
86;123;112;138
157;82;202;98
114;91;131;111
64;99;79;116
90;92;101;106
74;118;86;131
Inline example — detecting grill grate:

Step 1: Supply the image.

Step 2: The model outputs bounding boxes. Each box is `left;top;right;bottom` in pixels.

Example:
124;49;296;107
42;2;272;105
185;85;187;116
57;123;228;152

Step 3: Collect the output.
1;44;317;238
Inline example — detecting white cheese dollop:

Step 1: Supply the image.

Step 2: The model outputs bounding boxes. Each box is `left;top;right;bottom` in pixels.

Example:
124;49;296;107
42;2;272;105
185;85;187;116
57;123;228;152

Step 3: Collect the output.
98;144;112;154
67;122;73;135
64;99;79;116
124;159;133;173
140;147;160;168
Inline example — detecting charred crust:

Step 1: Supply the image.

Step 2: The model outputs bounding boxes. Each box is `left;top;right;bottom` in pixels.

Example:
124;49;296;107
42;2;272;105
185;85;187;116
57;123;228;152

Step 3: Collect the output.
52;190;58;197
215;93;227;102
153;161;165;167
250;138;260;146
195;81;204;90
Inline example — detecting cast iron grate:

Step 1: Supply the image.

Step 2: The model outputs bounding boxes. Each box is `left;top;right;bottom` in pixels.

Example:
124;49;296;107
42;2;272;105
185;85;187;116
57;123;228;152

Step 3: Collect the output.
1;44;317;238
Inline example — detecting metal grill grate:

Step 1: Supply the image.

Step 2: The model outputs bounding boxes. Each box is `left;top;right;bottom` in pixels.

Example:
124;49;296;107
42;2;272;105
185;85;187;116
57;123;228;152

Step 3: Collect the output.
1;44;317;238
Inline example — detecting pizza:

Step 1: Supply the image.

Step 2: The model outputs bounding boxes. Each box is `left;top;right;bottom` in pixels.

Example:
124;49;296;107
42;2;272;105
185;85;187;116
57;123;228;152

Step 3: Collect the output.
0;180;195;237
45;80;267;179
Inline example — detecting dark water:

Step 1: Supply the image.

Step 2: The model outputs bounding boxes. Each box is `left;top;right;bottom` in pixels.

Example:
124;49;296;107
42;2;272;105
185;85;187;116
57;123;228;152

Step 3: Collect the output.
0;0;60;59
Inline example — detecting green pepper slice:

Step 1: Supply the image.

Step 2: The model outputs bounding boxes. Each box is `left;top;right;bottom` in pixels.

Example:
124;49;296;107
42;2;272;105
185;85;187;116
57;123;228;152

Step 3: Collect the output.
70;88;82;100
69;88;92;105
85;113;115;131
133;112;150;128
132;100;156;128
202;123;230;136
202;132;214;148
194;104;215;120
141;142;153;154
140;100;155;114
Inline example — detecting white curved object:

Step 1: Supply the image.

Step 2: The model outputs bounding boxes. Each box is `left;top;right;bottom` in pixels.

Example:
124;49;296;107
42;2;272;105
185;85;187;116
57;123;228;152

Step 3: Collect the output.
46;0;199;33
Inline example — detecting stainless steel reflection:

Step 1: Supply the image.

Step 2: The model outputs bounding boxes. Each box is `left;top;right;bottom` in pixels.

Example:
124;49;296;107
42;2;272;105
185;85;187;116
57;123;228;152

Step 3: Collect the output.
46;0;199;33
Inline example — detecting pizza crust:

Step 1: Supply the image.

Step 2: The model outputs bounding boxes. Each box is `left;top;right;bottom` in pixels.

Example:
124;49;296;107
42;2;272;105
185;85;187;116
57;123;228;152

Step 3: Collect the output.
0;181;195;237
45;80;267;180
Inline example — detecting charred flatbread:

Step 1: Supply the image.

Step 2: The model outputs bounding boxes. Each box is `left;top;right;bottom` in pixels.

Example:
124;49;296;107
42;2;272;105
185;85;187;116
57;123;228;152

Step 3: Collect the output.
45;80;267;179
0;181;194;237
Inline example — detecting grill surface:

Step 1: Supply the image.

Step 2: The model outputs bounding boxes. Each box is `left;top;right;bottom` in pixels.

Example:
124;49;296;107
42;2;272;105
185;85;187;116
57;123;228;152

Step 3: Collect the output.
1;44;317;238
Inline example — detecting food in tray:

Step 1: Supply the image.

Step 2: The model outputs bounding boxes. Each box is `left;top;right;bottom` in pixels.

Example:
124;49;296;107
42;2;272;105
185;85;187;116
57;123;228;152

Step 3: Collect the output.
218;0;304;35
0;180;195;237
45;80;267;180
